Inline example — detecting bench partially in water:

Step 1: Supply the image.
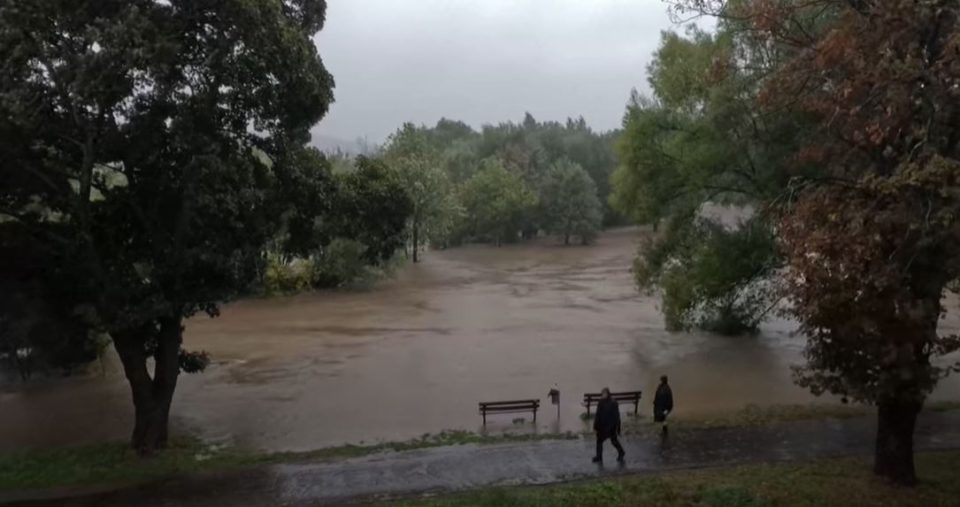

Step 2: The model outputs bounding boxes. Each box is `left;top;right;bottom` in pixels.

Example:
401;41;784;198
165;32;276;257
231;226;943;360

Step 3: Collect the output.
583;390;642;416
478;399;540;424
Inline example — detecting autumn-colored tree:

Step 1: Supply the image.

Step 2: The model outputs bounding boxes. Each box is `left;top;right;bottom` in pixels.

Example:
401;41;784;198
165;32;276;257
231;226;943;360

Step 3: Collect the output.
671;0;960;485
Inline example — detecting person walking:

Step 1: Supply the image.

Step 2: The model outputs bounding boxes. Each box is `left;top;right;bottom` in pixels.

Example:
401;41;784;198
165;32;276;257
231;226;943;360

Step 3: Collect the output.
592;387;625;463
653;375;674;435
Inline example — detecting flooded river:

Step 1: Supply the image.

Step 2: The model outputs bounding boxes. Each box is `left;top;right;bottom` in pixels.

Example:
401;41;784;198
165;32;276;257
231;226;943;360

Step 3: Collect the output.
2;228;958;452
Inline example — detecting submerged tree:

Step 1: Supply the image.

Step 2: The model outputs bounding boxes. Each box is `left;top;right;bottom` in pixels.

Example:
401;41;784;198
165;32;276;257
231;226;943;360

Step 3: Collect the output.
540;159;603;245
384;124;460;262
0;0;334;453
670;0;960;484
639;212;779;334
610;25;803;334
460;159;537;246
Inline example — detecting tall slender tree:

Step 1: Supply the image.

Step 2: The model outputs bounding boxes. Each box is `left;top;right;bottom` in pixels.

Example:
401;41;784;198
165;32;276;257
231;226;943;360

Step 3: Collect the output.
384;124;460;262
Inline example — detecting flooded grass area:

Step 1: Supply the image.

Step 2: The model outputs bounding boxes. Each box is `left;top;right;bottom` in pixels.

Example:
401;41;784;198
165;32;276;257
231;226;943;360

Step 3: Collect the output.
2;228;959;453
384;450;960;507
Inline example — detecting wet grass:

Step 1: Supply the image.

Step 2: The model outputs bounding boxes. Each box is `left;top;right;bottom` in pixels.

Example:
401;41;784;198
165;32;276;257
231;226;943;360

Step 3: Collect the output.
2;401;958;492
0;430;579;492
618;400;960;436
383;450;960;507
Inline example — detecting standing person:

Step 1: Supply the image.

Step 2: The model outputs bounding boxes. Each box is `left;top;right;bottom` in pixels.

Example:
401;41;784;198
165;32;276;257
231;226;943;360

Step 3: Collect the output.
592;387;625;463
653;375;674;435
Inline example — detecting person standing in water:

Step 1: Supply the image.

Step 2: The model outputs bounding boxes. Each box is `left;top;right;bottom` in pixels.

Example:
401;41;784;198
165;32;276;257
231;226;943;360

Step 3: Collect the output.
592;387;625;463
653;375;674;435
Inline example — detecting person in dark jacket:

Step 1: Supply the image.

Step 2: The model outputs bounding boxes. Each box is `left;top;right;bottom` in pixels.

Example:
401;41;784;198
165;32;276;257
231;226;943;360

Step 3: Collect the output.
592;387;625;463
653;375;674;435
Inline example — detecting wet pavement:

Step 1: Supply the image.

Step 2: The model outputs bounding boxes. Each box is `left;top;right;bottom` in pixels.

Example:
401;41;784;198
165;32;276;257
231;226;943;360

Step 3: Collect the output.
7;411;960;506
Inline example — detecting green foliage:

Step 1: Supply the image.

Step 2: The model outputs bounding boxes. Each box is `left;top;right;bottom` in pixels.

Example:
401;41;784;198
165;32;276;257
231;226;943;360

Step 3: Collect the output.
263;254;313;295
375;113;622;250
540;159;603;245
0;0;336;451
459;159;537;246
641;216;779;334
698;487;768;507
392;113;622;229
384;124;461;261
310;238;371;288
611;24;809;334
330;156;412;264
263;239;397;294
260;153;411;293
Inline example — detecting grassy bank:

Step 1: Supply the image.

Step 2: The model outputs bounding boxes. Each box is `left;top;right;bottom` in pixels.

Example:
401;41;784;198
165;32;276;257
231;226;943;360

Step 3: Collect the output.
0;430;579;491
2;402;958;492
384;451;960;507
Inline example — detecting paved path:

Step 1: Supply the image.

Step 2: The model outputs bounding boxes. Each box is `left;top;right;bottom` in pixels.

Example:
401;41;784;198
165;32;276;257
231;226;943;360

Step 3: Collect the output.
6;412;960;506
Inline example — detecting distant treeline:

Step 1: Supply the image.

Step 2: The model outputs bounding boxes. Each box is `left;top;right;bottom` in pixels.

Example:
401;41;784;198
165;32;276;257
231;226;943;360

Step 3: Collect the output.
326;113;623;260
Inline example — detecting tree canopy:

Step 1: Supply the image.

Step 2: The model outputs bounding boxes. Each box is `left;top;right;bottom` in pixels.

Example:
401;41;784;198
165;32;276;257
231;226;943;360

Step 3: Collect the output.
610;24;805;334
459;159;537;246
372;114;617;255
637;0;960;485
383;124;461;262
540;159;603;245
0;0;336;453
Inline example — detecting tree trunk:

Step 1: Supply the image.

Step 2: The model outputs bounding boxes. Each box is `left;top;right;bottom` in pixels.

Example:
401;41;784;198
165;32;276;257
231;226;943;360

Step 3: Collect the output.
412;221;420;263
564;233;570;246
874;397;923;486
113;316;182;455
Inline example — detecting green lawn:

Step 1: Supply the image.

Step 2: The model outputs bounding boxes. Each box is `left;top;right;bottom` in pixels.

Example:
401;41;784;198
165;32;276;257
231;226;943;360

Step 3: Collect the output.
384;451;960;507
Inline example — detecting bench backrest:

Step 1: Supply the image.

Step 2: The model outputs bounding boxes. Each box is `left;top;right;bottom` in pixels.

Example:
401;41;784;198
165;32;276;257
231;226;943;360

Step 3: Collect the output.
479;399;540;410
583;391;642;402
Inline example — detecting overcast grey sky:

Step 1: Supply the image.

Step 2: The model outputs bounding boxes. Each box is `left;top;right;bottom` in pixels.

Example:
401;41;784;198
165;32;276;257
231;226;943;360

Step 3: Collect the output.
310;0;695;145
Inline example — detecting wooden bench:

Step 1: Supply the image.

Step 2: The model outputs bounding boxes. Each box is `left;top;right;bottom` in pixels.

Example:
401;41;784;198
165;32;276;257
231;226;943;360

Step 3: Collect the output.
478;399;540;424
582;390;642;416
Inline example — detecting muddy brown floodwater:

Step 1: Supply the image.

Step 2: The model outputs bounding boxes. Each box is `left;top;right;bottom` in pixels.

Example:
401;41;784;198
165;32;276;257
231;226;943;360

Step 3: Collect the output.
2;228;959;453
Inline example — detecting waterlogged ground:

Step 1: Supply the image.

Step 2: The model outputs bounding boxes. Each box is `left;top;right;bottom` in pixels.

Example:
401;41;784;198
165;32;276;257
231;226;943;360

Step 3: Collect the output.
2;227;959;452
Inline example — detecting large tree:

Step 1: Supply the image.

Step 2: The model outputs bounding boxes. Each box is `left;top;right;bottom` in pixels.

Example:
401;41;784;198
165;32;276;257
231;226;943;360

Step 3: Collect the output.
670;0;960;484
610;25;802;334
0;0;334;453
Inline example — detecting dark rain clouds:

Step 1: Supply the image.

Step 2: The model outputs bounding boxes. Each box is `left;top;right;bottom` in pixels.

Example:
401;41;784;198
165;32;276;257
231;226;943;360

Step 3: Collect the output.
310;0;700;146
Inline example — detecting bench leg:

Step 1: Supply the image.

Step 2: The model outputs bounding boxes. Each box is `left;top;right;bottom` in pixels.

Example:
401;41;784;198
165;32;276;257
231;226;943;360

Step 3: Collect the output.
482;410;486;425
586;403;591;416
533;407;537;423
634;400;639;416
